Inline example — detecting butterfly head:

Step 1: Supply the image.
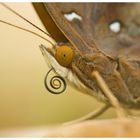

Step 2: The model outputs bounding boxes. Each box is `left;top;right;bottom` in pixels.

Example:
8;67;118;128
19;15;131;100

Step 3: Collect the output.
39;44;76;78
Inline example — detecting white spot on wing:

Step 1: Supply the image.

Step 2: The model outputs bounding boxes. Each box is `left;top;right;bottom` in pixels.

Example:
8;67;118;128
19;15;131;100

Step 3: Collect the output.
64;12;82;21
109;21;121;33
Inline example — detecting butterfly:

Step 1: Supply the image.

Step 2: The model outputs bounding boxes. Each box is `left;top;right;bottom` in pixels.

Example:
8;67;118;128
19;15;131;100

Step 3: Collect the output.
35;3;140;119
1;3;140;122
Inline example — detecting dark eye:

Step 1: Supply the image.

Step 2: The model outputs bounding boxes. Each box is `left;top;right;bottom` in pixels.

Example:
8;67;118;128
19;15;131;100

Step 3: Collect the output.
55;45;74;67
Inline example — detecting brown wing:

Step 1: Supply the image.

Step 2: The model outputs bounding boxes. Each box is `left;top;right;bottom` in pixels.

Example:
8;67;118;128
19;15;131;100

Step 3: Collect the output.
34;3;140;58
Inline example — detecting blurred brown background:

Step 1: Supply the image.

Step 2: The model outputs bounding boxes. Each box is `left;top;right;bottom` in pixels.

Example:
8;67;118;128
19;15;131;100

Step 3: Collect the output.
0;3;115;129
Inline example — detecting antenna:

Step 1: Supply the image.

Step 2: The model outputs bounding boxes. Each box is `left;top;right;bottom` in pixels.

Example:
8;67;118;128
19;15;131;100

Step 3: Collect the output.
0;3;56;47
0;19;55;47
1;3;52;38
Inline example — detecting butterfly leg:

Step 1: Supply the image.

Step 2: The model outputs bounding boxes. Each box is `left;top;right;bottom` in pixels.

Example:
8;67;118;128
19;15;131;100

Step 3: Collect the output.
92;71;126;119
63;104;110;125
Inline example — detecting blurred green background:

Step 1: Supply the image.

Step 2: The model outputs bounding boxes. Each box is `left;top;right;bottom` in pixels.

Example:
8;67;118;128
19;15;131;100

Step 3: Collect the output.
0;3;116;129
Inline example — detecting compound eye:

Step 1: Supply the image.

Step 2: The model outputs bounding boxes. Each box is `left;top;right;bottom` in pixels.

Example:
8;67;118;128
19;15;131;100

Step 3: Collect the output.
55;45;74;67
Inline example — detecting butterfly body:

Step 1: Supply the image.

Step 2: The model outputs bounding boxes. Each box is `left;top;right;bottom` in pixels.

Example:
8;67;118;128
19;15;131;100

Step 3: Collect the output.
40;38;140;109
